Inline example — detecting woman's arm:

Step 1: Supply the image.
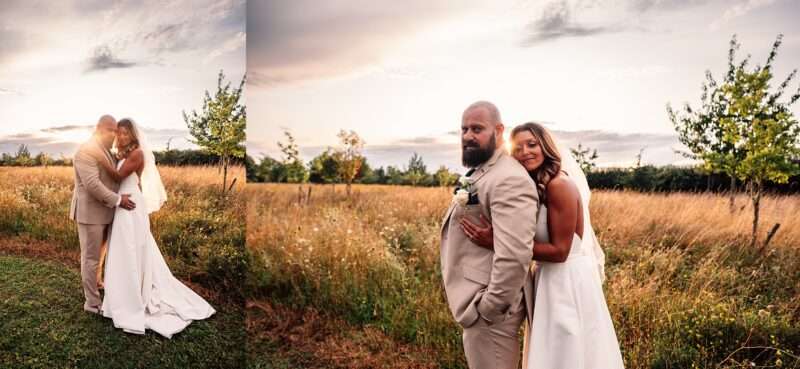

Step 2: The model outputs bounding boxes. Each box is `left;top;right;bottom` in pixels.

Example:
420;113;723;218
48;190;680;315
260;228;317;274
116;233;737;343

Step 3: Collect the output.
117;149;144;179
93;149;144;181
531;176;581;263
459;175;582;263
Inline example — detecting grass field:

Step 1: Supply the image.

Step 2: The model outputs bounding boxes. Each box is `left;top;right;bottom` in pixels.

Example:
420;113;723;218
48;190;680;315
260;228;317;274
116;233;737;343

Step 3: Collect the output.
0;254;245;369
0;165;248;368
246;183;800;369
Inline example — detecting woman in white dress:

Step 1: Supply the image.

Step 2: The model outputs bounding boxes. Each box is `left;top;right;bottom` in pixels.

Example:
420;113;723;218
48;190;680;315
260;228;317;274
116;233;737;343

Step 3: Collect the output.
460;122;624;368
91;118;215;339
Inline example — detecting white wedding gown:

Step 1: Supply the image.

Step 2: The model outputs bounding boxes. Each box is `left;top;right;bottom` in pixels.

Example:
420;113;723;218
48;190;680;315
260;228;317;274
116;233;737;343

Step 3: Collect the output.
102;160;215;338
525;205;624;369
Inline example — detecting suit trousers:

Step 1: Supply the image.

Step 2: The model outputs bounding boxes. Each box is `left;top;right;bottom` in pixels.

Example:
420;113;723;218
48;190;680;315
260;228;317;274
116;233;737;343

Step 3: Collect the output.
78;223;107;309
463;300;526;369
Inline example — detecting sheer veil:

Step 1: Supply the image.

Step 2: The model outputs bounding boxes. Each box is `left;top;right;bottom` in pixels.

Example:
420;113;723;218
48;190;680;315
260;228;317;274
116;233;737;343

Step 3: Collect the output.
554;139;607;282
128;119;168;213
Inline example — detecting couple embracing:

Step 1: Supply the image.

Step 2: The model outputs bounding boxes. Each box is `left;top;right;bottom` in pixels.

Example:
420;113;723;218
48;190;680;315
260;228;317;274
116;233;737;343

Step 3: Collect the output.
441;101;624;369
70;115;214;338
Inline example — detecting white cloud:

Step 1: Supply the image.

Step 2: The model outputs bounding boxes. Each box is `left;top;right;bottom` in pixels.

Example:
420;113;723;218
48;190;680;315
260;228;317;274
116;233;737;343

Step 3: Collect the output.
203;31;246;64
710;0;778;29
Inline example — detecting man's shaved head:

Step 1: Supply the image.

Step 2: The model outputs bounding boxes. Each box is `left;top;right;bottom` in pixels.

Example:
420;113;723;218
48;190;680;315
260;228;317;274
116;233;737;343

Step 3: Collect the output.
463;101;501;126
97;114;117;130
95;114;118;149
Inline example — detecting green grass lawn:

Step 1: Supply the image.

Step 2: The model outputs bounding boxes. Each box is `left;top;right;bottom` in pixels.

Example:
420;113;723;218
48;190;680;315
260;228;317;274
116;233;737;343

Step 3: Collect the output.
0;255;246;369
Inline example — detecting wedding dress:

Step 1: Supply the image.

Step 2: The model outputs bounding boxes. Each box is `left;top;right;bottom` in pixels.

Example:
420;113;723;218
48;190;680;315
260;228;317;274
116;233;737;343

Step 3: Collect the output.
101;147;214;339
524;202;624;368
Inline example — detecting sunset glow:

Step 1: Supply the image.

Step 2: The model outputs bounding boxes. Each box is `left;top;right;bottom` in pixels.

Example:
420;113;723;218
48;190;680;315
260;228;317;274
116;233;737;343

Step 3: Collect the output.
247;0;800;171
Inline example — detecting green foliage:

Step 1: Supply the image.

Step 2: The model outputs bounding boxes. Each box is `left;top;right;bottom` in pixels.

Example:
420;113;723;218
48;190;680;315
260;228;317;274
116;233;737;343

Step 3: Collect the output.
571;143;599;174
668;36;747;181
587;166;800;193
669;34;800;245
251;150;462;188
155;149;244;166
184;70;246;193
0;145;72;167
247;155;283;183
405;152;428;186
434;165;459;187
277;130;309;183
308;148;341;184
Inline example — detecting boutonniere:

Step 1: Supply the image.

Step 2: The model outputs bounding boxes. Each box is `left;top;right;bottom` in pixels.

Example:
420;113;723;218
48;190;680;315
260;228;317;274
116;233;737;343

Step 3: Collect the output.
452;174;477;206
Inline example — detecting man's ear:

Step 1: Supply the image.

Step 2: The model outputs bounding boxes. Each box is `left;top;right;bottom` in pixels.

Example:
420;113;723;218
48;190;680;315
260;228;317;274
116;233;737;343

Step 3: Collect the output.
495;123;505;145
495;122;505;137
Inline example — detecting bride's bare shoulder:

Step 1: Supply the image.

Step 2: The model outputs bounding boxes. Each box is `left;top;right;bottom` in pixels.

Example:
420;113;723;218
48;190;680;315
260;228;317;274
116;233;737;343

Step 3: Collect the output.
127;148;145;162
545;173;579;200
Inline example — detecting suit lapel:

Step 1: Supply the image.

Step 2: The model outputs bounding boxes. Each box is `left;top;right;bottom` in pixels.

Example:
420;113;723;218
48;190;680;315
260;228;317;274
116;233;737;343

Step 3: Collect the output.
440;202;456;233
440;150;504;233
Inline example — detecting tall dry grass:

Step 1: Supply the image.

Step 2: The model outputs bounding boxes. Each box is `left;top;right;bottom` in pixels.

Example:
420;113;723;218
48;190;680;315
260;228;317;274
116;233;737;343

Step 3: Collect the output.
247;184;800;368
0;165;247;294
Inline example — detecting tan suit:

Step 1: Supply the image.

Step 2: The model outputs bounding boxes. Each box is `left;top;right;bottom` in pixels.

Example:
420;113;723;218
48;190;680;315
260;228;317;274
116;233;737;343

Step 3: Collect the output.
441;149;539;369
70;138;120;311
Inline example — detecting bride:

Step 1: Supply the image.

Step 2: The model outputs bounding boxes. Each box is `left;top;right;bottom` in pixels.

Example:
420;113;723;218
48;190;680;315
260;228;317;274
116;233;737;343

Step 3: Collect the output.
460;122;624;368
92;118;215;338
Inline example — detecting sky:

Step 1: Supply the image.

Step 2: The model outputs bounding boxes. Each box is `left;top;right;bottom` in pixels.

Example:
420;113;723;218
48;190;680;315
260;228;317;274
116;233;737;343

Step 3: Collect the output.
247;0;800;170
0;0;246;158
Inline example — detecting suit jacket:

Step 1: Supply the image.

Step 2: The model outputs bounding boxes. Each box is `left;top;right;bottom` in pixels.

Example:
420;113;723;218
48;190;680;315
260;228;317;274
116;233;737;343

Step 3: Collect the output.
69;138;120;225
440;149;539;328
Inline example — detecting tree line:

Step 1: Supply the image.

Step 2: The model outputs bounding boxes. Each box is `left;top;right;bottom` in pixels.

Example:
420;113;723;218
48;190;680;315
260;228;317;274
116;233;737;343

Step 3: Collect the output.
247;138;800;194
0;144;245;167
246;129;461;189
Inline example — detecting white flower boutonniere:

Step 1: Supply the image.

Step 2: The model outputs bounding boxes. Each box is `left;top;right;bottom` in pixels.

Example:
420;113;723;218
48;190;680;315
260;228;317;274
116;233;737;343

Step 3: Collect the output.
452;173;475;206
454;189;469;206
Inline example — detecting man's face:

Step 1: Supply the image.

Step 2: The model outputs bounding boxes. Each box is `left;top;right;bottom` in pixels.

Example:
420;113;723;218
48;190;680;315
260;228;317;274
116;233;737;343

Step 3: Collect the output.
461;107;501;168
96;122;117;149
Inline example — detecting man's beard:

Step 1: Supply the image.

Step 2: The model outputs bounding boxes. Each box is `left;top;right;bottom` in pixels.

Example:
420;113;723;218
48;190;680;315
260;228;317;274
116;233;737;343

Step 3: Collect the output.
462;132;496;168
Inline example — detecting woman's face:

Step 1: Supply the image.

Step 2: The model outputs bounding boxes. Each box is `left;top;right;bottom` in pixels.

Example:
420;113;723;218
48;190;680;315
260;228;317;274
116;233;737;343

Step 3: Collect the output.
512;130;545;172
116;126;133;148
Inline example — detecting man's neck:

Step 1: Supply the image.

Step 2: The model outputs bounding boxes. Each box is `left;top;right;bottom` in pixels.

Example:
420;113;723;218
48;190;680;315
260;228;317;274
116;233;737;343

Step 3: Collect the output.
93;136;109;150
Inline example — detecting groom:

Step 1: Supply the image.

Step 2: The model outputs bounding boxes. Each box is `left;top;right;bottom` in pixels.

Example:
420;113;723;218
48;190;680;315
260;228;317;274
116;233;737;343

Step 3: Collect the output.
69;115;136;314
440;101;539;369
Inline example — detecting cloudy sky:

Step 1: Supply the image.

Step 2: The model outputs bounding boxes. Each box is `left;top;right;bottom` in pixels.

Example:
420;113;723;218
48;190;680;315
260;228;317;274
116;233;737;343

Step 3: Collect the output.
0;0;245;158
247;0;800;170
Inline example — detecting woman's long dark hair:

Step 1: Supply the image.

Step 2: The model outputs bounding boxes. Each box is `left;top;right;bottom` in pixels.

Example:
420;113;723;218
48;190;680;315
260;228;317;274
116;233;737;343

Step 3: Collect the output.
510;122;561;203
114;118;140;159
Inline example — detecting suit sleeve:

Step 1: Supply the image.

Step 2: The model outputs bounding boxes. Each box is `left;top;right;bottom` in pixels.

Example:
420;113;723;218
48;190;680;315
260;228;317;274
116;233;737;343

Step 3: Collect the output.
477;173;539;323
74;149;120;208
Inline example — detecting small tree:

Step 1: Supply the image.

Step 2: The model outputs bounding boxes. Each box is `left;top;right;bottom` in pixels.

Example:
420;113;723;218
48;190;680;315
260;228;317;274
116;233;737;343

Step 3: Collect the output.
184;70;246;194
673;34;800;248
277;130;308;183
35;152;50;168
14;144;33;166
434;165;458;187
669;36;750;212
570;143;599;174
335;130;365;196
406;152;427;186
721;35;800;248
